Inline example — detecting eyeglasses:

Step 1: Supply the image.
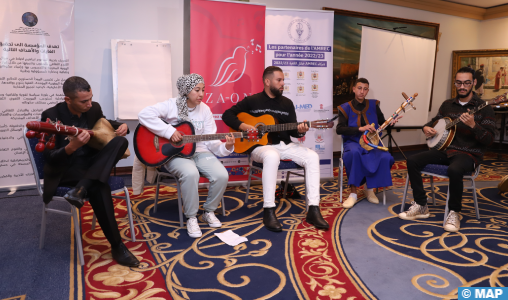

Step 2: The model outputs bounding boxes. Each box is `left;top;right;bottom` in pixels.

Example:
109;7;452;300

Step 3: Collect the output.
454;81;473;87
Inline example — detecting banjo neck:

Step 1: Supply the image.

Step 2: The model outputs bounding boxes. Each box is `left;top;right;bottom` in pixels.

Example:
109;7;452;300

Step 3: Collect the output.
444;93;507;130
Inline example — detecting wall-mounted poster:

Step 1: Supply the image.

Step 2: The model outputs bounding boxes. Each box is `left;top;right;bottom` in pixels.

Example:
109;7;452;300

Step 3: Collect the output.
323;8;439;111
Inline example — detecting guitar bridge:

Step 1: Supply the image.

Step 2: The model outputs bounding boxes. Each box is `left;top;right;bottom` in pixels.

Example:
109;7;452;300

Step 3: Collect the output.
154;136;160;152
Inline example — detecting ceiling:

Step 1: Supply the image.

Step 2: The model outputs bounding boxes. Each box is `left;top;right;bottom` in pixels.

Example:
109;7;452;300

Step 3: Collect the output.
443;0;508;8
367;0;508;20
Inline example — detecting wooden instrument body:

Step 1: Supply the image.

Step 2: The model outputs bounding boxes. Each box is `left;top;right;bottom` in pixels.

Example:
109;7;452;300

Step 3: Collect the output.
426;117;456;150
134;122;195;167
230;113;273;154
26;118;130;158
358;125;381;151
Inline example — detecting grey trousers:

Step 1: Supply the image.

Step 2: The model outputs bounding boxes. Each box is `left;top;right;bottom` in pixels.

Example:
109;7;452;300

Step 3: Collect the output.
164;152;229;218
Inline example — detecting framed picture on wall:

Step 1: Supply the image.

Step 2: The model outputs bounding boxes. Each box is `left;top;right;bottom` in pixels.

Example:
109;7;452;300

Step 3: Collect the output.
451;49;508;99
323;7;440;112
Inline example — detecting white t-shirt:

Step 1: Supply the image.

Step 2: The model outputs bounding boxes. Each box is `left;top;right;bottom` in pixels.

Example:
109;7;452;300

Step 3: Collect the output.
138;98;233;157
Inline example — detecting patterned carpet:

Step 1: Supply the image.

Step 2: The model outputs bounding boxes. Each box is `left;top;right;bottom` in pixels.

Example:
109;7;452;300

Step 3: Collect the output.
72;154;507;299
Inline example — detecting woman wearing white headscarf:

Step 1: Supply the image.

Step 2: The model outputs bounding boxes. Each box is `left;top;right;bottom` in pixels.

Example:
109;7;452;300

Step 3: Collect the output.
139;74;234;238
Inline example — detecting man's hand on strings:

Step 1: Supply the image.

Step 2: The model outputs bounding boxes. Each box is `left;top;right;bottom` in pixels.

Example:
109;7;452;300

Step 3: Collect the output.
297;121;309;133
65;130;90;154
115;123;128;137
423;126;437;138
460;109;476;128
359;124;376;133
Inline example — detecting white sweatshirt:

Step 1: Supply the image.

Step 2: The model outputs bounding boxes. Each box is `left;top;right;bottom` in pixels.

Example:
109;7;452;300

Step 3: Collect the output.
138;98;233;157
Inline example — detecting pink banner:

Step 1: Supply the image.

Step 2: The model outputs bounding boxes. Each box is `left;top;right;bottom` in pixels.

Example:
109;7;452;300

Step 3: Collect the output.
190;0;265;181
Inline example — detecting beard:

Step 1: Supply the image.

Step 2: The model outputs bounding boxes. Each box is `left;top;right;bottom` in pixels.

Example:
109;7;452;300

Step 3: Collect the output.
457;87;473;98
270;84;283;98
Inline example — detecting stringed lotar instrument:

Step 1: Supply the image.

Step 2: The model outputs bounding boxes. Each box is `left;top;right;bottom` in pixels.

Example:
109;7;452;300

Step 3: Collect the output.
427;92;507;150
359;92;418;151
230;112;337;153
25;118;131;158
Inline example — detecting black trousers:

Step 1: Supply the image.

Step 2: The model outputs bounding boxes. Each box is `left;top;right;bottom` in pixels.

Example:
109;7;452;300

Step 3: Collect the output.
60;136;128;246
406;149;475;212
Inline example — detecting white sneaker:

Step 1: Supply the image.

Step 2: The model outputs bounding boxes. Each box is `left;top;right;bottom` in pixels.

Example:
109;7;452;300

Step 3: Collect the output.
202;211;222;228
444;210;460;232
186;217;202;238
365;189;379;204
342;194;357;209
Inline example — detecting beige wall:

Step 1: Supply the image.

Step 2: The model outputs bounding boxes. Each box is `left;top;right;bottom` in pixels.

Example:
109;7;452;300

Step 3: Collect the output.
251;0;484;150
479;17;508;48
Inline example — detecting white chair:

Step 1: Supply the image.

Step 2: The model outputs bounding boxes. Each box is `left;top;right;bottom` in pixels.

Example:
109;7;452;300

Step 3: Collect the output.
23;127;136;266
339;137;387;205
245;154;308;211
154;166;226;227
400;164;481;225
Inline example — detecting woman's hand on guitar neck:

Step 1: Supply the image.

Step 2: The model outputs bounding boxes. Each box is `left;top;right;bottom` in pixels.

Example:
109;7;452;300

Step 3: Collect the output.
225;133;235;151
65;130;90;155
423;126;437;138
359;124;376;133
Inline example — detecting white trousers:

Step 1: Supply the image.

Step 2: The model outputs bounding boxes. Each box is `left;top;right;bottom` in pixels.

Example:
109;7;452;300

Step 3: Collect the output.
250;142;321;208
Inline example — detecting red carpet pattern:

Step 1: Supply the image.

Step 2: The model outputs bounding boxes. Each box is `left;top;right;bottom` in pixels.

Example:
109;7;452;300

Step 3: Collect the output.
75;156;505;299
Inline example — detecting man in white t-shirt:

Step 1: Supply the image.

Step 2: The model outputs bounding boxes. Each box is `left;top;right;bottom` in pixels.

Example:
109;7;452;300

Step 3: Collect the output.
138;74;234;238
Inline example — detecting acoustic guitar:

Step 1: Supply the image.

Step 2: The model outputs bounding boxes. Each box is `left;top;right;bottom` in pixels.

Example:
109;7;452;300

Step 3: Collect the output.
133;122;257;167
427;92;507;150
26;118;131;158
230;112;337;153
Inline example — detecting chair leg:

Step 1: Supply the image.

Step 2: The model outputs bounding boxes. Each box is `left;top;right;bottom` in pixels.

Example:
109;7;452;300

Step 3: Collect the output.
430;176;436;206
154;174;161;213
472;180;480;220
221;196;226;216
71;206;85;266
401;175;410;213
383;188;386;205
177;182;184;228
124;187;136;242
91;214;96;230
339;159;343;203
443;186;450;227
283;172;291;199
245;168;253;205
39;203;48;249
303;169;308;212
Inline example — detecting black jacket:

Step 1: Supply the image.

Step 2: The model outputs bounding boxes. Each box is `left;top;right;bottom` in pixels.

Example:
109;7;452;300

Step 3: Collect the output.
40;102;125;203
222;91;304;147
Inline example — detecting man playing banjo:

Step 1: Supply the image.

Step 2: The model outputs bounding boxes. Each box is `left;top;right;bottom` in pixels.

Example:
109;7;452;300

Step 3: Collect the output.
399;67;496;232
336;78;401;209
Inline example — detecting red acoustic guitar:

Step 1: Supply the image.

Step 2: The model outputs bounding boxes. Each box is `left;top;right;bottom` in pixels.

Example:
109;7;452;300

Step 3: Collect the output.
134;122;257;167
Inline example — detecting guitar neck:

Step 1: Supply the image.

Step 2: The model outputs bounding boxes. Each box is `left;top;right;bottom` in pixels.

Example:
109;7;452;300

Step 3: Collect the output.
261;121;310;132
181;131;243;144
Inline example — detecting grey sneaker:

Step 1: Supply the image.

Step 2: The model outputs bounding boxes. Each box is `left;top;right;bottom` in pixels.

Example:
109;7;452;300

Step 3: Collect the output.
187;217;202;238
444;210;460;232
398;201;430;220
201;211;222;228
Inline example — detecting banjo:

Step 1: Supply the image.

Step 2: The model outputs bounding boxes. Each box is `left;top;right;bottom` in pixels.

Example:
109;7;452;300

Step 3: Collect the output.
427;93;507;150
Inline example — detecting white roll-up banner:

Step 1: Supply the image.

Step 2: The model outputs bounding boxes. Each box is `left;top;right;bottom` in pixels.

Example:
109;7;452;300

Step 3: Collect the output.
0;0;74;189
265;8;335;180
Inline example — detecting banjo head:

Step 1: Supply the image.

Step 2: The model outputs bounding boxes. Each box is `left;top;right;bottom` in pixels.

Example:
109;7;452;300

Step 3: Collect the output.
427;118;452;150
